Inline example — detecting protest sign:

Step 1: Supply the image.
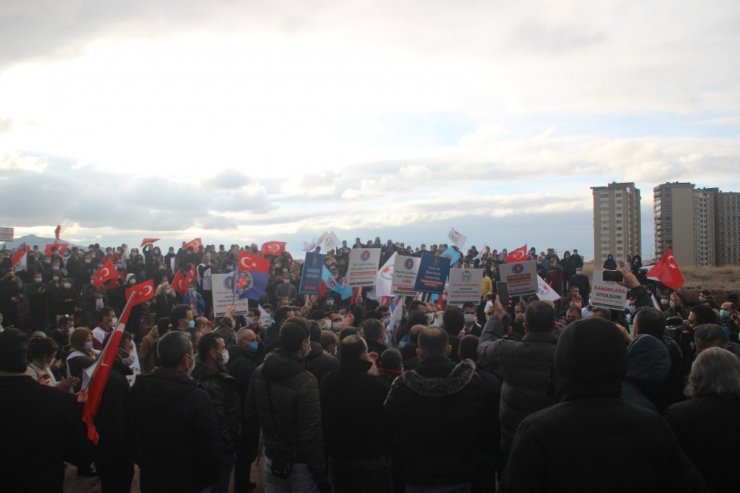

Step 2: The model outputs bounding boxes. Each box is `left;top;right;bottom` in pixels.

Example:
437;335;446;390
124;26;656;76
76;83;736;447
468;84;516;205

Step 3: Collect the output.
447;268;483;304
590;275;628;310
414;253;451;294
498;260;538;296
537;275;561;301
391;255;420;296
0;227;14;241
211;272;251;316
448;227;467;249
299;252;325;295
347;248;381;287
374;253;396;298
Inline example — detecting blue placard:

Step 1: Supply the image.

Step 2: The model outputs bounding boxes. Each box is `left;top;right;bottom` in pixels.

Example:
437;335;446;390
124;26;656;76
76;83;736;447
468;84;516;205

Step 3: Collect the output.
414;253;451;294
299;252;325;295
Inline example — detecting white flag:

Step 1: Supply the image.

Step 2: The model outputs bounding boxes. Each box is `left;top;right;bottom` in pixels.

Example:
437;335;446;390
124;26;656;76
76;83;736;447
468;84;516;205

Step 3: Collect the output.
317;231;340;253
302;239;317;252
374;252;396;298
448;227;467;249
537;275;561;301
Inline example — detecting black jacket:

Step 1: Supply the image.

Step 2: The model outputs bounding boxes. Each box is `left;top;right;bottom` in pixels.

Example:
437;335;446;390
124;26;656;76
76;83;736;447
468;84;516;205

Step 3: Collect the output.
665;395;740;493
384;356;497;486
95;361;133;463
192;363;241;454
129;368;223;493
227;345;262;412
478;331;558;458
245;349;328;486
501;318;707;493
305;341;339;384
320;358;389;460
0;375;93;493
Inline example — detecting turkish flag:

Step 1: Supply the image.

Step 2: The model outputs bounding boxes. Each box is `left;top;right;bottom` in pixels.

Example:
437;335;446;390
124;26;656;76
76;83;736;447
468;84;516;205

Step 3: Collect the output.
10;243;30;267
125;279;156;306
183;237;202;252
54;225;62;240
647;247;685;290
44;242;69;256
81;290;138;444
172;266;196;296
93;259;118;288
507;244;528;263
141;238;160;247
261;241;287;256
238;251;271;273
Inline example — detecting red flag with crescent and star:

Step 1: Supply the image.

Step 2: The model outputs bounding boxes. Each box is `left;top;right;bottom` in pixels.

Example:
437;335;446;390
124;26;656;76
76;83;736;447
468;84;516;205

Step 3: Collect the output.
647;247;685;290
183;237;202;252
172;266;196;296
261;241;287;256
125;279;156;305
238;251;271;273
93;259;118;288
141;238;160;247
506;244;528;263
44;242;69;256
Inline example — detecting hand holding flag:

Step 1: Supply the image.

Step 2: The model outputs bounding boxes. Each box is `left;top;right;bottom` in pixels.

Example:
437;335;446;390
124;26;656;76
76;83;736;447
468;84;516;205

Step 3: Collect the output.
93;259;118;288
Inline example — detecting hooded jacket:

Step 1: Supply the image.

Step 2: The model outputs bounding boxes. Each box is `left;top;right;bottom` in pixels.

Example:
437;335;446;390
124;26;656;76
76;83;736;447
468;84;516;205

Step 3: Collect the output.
129;368;223;493
384;356;496;486
305;341;339;384
244;348;327;486
191;362;241;454
501;318;708;493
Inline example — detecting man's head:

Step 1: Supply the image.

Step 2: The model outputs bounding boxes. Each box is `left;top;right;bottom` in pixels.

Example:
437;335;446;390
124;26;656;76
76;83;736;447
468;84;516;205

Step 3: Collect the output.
236;328;258;349
170;304;195;330
633;307;665;339
279;318;310;357
442;308;465;337
694;324;730;353
339;334;368;366
565;307;581;323
274;306;295;326
591;307;611;319
361;318;385;345
98;306;115;327
0;328;29;373
320;330;338;355
157;331;194;372
379;348;403;376
524;301;556;333
688;304;719;328
417;327;450;359
686;347;740;398
198;333;227;365
458;334;479;362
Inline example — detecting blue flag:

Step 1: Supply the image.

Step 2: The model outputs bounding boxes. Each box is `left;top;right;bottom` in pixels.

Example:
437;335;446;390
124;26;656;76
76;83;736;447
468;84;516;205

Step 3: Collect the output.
441;246;461;266
321;266;353;300
225;270;270;301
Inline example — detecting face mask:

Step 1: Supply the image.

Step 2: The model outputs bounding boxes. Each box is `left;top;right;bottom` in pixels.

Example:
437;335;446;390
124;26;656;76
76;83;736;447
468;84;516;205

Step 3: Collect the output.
84;341;93;350
720;309;731;320
246;340;259;352
669;301;676;309
575;270;582;275
464;313;475;324
34;277;42;283
221;349;230;365
119;351;136;367
319;319;332;330
188;319;195;329
63;283;72;289
111;317;118;327
426;313;435;324
381;316;391;326
660;299;669;307
326;299;334;308
52;266;59;271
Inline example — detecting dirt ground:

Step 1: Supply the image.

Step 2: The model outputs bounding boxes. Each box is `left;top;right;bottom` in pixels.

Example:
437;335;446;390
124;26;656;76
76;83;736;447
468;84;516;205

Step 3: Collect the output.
64;457;265;493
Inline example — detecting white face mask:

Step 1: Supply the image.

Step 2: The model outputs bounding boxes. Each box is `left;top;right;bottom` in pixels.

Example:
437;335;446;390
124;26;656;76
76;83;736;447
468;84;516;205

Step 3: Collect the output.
464;313;475;324
111;317;118;327
427;313;435;324
120;351;136;367
221;349;230;366
84;341;93;350
319;319;332;330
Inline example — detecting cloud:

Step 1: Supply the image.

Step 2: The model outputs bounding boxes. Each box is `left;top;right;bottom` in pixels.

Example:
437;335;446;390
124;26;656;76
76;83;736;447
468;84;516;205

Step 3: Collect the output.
206;168;252;189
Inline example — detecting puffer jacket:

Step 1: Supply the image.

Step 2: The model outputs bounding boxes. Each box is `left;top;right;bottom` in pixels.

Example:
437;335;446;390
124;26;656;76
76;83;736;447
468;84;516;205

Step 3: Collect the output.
384;356;497;486
478;331;558;459
191;363;241;454
244;349;327;486
621;334;671;411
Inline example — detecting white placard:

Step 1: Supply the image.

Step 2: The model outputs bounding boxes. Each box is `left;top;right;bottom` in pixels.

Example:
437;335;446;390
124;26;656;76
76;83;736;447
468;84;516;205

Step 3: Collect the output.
347;248;381;287
391;255;420;296
590;277;628;311
211;273;250;317
447;268;483;304
498;260;538;296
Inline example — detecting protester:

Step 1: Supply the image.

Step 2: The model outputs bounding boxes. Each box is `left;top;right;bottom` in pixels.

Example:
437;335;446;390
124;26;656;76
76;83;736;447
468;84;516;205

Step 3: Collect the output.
129;331;223;493
500;318;707;492
244;318;330;493
26;335;77;391
0;328;94;493
664;347;740;493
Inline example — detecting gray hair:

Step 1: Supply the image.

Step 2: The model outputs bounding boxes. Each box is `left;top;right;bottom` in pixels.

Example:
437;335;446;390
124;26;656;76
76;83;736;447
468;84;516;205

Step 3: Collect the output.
686;347;740;398
157;331;192;369
694;324;728;347
236;328;256;345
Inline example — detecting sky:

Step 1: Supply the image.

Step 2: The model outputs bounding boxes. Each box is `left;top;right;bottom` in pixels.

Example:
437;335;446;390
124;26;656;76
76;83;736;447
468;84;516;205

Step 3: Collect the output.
1;0;740;261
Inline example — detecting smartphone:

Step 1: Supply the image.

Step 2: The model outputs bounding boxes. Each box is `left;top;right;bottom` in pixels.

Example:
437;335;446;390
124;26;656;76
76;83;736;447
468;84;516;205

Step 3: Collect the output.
602;270;623;283
496;281;509;305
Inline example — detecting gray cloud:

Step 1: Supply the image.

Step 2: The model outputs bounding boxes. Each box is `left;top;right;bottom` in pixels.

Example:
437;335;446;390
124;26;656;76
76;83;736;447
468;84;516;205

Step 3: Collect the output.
511;19;607;54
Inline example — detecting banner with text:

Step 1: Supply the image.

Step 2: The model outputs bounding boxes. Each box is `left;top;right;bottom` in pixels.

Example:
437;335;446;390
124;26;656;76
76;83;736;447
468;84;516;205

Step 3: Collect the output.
414;253;451;294
447;268;483;304
347;248;381;287
498;260;538;296
299;252;325;295
211;272;250;317
391;255;420;296
590;276;628;311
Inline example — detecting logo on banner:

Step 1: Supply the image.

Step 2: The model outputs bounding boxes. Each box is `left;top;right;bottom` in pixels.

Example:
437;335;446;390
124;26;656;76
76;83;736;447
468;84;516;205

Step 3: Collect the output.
380;265;393;281
404;258;414;270
225;273;255;292
433;258;440;266
361;250;370;261
513;264;524;274
462;270;472;282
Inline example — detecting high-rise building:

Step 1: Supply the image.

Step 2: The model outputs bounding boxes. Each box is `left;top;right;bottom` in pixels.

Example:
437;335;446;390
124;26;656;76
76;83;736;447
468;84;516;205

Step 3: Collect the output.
718;192;740;265
592;182;641;265
653;182;738;266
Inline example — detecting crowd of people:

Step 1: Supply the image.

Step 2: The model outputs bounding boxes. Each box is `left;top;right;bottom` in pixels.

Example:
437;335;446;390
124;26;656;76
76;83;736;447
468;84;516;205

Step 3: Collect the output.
1;237;739;493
